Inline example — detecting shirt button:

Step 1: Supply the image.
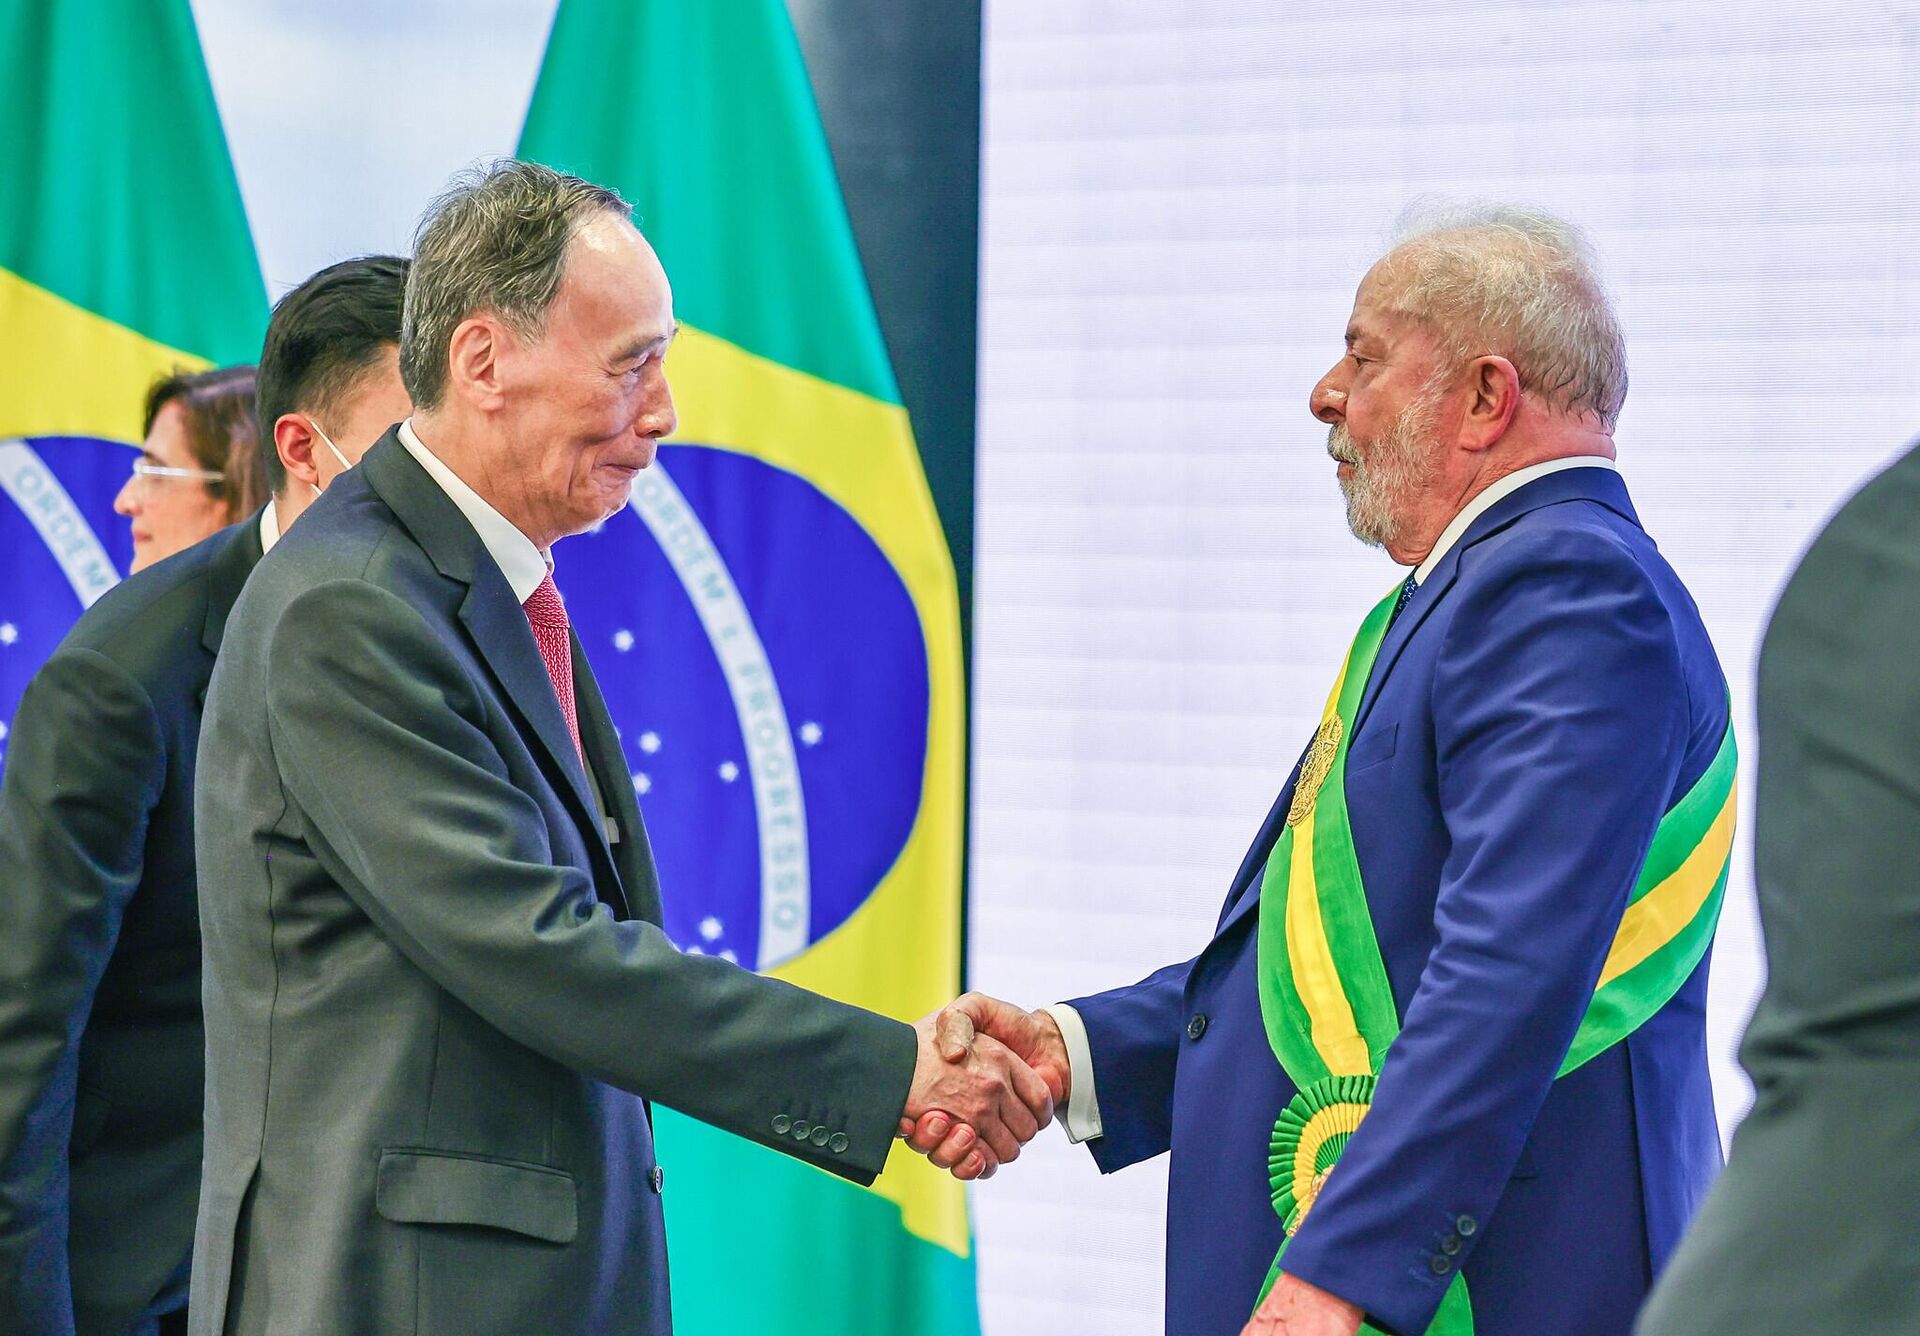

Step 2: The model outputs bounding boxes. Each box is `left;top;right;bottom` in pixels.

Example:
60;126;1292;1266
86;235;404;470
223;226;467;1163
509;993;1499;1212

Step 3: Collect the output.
771;1115;791;1135
1186;1014;1210;1041
649;1166;665;1193
1456;1215;1478;1237
1429;1255;1453;1276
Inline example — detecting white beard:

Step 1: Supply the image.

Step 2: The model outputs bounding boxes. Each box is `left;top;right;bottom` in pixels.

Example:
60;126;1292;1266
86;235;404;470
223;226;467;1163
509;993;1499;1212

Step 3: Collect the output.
1327;382;1445;549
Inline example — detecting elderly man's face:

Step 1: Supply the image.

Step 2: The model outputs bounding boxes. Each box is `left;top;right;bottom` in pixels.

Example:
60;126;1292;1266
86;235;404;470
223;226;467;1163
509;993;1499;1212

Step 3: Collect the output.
1310;261;1453;551
495;214;678;545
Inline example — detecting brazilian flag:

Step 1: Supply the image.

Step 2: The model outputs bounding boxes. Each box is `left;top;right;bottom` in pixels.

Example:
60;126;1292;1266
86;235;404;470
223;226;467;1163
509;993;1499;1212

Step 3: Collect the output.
0;0;265;758
521;1;976;1332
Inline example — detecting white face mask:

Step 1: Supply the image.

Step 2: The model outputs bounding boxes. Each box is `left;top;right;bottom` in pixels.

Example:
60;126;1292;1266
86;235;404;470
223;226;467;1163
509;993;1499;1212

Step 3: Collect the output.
305;415;355;495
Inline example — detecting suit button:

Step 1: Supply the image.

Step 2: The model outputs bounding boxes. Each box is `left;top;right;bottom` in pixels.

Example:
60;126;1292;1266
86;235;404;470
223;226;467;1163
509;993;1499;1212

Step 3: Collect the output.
1186;1014;1209;1041
791;1120;812;1140
1439;1233;1461;1256
829;1132;849;1154
1456;1215;1477;1237
1429;1255;1452;1276
771;1115;791;1135
649;1166;665;1193
810;1126;831;1148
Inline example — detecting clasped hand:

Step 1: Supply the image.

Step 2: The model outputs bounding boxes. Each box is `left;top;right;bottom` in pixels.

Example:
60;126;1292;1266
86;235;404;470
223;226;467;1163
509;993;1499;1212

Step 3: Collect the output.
897;993;1071;1181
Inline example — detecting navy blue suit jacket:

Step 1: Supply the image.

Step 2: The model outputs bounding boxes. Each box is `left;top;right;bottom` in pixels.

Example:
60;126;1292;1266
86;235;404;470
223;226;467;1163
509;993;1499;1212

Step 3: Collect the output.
1069;468;1728;1336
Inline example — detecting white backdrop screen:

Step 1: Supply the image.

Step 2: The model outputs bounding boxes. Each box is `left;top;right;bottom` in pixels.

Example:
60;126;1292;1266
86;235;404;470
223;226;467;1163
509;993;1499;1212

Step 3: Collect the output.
967;3;1920;1333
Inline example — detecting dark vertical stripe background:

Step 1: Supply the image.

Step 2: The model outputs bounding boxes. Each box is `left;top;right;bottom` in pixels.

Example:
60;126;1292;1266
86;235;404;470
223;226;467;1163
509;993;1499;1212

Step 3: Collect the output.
787;1;982;977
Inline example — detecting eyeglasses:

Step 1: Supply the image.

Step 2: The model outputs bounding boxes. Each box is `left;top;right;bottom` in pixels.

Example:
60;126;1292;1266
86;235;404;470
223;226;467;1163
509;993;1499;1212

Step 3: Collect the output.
131;460;225;484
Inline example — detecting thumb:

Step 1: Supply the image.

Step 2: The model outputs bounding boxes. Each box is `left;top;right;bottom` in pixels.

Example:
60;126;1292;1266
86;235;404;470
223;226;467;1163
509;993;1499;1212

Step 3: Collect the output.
935;1006;976;1062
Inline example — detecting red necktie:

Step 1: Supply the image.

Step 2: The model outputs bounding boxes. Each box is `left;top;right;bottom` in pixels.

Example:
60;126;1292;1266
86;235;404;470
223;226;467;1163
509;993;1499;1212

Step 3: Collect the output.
522;573;584;764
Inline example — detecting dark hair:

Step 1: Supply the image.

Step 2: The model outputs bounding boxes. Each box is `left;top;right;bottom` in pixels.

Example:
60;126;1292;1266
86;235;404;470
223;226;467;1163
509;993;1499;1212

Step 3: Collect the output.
400;160;628;410
143;364;264;523
256;255;410;493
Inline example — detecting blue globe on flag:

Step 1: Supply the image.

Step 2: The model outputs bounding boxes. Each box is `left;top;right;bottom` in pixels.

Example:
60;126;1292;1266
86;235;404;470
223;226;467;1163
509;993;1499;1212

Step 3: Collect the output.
561;443;931;969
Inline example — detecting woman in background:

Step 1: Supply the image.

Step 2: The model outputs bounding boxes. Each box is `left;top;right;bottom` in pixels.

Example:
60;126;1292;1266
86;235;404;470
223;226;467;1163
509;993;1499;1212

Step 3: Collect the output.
113;365;262;572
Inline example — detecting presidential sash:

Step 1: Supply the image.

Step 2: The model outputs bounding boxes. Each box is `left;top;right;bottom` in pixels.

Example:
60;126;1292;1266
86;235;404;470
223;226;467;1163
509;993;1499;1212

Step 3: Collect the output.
1253;585;1737;1333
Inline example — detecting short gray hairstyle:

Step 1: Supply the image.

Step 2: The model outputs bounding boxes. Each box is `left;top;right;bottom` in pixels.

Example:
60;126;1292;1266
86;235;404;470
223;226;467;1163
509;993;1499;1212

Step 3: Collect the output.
399;159;631;410
1380;201;1628;430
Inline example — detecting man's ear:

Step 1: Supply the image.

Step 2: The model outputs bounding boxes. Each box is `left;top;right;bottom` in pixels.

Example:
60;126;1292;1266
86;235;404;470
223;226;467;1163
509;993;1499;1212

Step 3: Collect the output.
275;413;320;489
1462;354;1521;451
445;315;509;411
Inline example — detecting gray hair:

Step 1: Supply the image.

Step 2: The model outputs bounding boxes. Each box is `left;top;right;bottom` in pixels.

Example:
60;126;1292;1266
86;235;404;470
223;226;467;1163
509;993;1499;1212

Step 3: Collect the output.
399;159;630;410
1380;201;1628;430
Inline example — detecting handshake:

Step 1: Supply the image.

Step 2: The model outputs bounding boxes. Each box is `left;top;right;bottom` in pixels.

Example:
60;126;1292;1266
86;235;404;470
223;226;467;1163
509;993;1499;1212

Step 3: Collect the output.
895;993;1069;1181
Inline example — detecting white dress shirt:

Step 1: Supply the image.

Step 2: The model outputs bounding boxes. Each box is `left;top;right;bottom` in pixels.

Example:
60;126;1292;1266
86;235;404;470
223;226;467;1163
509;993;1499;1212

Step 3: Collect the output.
1048;453;1619;1144
398;418;552;601
258;499;281;555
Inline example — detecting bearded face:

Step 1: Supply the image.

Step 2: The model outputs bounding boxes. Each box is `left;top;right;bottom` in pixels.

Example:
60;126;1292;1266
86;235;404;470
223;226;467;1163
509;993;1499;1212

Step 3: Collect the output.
1326;374;1447;549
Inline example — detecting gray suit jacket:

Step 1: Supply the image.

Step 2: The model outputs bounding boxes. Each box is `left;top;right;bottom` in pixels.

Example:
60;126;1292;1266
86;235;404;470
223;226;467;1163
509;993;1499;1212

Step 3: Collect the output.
1638;441;1920;1334
0;517;262;1335
189;432;917;1335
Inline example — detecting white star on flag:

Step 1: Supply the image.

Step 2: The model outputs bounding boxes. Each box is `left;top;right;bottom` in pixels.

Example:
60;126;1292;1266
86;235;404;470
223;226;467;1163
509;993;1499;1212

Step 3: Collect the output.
718;950;739;964
631;772;652;796
0;721;8;742
639;731;661;754
612;629;635;652
0;622;18;646
717;761;740;784
699;916;723;942
798;721;823;746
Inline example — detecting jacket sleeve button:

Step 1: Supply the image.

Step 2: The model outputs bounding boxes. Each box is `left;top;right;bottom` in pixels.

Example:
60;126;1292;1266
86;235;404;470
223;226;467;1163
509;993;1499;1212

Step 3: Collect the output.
828;1132;849;1154
1429;1255;1453;1275
771;1115;791;1135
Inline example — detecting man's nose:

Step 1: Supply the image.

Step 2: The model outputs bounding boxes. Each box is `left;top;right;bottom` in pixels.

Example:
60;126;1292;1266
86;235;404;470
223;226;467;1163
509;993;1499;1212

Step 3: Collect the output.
113;475;140;516
1310;371;1348;425
640;375;678;440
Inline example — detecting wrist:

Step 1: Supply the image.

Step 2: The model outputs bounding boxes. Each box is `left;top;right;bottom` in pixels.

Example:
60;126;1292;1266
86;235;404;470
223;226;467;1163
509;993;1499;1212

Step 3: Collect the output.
1032;1007;1072;1102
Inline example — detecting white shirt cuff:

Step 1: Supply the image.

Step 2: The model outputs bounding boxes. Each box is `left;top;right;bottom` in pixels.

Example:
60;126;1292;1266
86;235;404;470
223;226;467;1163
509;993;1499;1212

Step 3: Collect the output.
1040;1003;1104;1143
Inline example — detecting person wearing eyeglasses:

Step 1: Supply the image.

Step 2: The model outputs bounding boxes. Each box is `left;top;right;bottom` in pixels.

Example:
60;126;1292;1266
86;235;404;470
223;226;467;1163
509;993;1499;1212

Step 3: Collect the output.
0;256;408;1336
113;367;266;574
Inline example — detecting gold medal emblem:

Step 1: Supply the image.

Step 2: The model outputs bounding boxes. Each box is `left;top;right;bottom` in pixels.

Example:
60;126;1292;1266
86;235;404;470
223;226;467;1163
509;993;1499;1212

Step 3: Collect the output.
1286;716;1344;829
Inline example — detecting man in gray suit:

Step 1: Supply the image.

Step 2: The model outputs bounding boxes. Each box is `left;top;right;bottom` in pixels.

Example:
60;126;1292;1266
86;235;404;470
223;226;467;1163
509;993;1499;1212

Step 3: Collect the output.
188;161;1048;1335
1637;441;1920;1334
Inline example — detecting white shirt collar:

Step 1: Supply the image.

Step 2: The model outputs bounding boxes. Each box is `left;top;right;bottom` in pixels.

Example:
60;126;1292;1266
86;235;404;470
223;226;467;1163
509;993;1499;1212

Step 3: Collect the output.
397;418;551;604
258;501;281;555
1412;455;1619;585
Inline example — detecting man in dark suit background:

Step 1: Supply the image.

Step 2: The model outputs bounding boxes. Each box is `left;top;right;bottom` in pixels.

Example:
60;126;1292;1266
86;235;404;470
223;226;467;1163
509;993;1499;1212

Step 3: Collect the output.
911;206;1734;1335
0;255;412;1335
1637;442;1920;1334
187;161;1050;1335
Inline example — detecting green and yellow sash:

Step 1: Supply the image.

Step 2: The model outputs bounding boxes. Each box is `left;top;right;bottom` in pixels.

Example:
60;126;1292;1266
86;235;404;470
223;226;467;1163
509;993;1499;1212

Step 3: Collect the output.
1253;585;1737;1333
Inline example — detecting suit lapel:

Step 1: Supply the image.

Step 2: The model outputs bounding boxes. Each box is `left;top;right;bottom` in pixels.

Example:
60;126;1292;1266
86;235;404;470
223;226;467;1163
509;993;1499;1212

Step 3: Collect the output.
359;433;608;860
1213;465;1642;939
1349;465;1640;740
570;635;655;924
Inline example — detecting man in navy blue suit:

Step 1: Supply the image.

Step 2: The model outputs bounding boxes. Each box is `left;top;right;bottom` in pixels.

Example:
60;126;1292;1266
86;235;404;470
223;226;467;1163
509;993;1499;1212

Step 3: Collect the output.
910;205;1733;1335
